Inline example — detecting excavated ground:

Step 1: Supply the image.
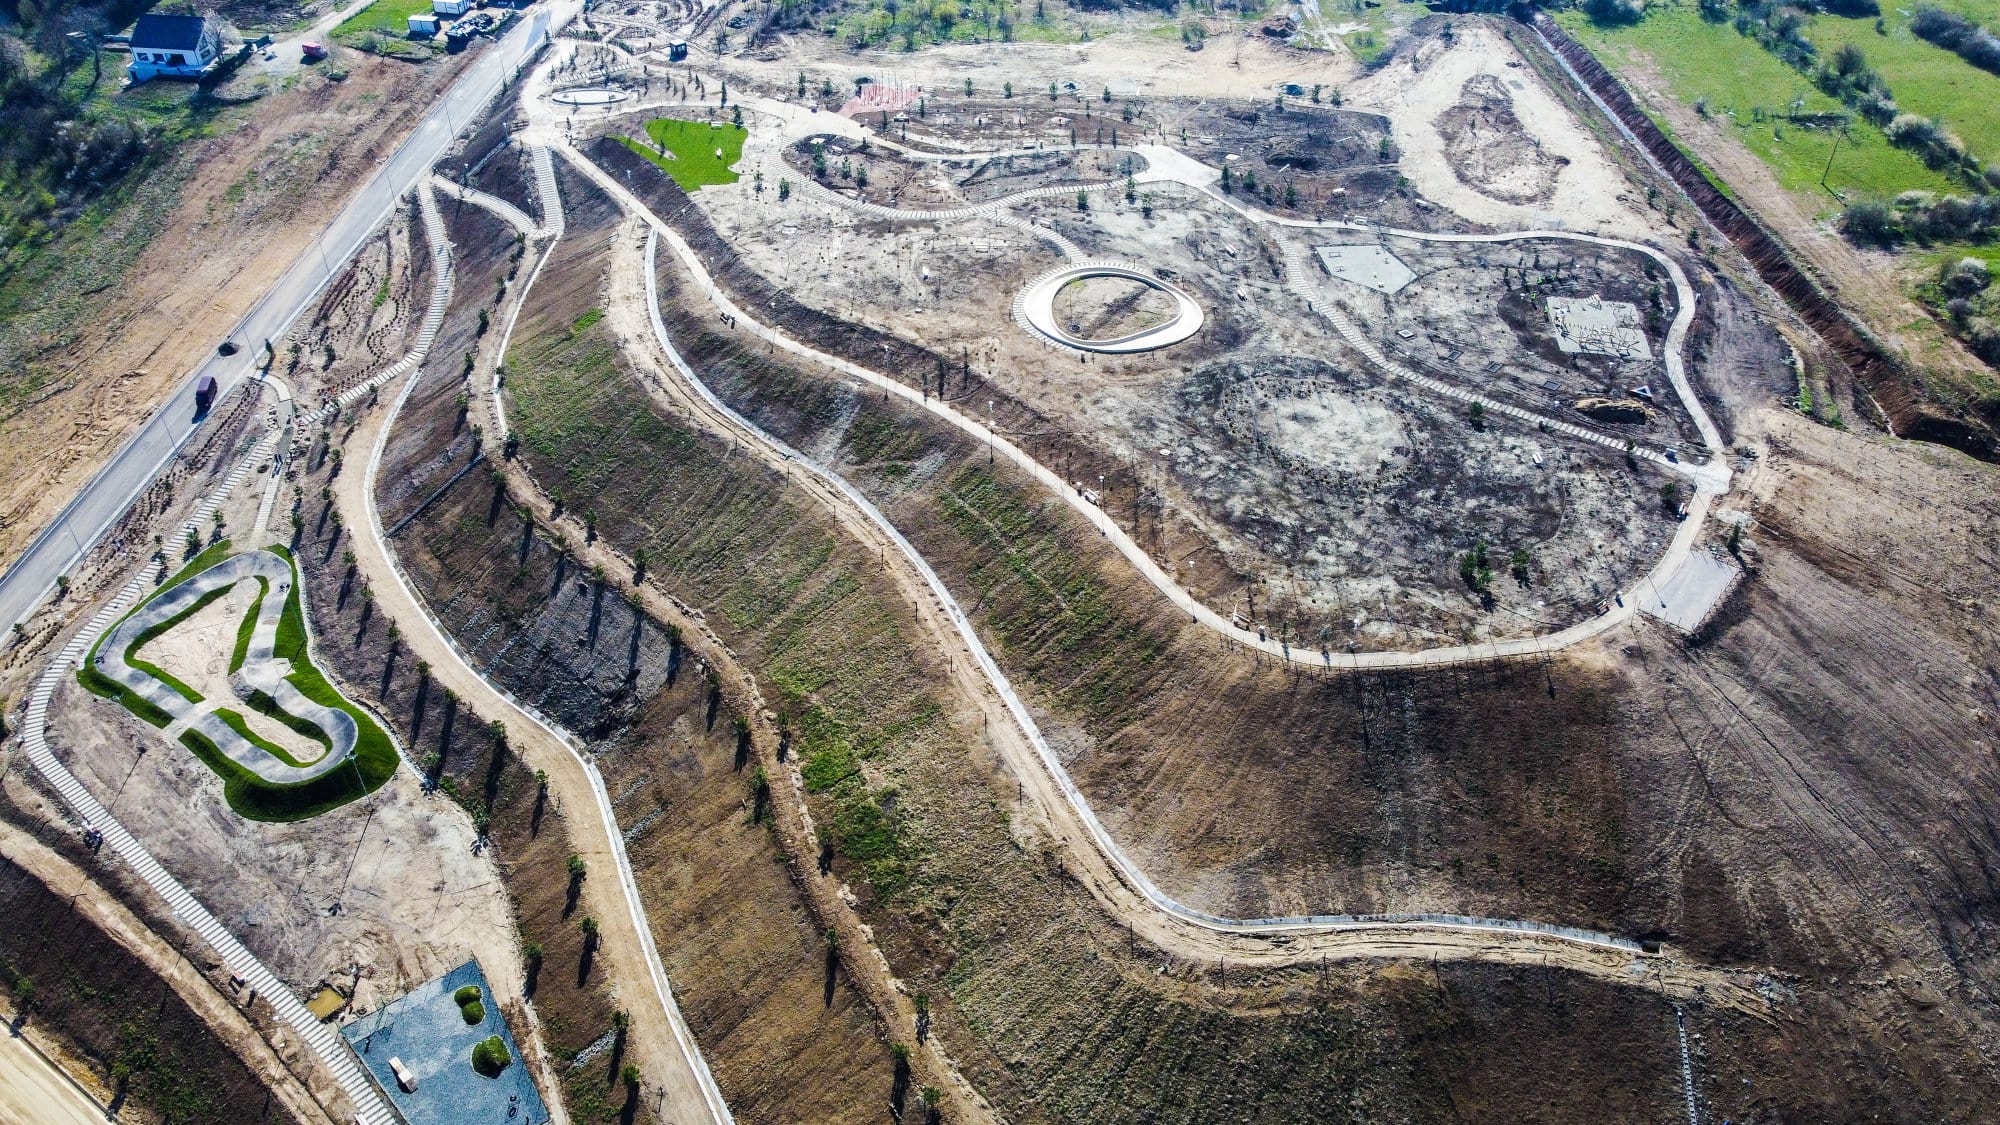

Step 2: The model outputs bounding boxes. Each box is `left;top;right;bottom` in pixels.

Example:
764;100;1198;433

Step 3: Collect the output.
655;142;1690;646
466;158;2000;1117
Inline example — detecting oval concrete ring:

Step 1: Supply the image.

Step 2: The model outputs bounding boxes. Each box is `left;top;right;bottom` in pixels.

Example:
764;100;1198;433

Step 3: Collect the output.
551;88;630;106
1021;263;1204;353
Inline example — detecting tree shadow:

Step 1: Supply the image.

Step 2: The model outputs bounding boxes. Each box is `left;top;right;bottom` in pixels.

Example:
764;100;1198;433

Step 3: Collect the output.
577;940;596;988
483;737;507;812
823;942;839;1008
704;683;720;733
890;1049;910;1121
411;674;430;740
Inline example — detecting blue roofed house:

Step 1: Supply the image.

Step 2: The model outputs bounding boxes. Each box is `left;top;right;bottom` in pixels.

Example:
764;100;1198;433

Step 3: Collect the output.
127;13;222;82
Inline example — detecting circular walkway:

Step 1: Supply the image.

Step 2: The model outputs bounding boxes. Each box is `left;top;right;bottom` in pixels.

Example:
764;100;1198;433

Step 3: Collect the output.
552;87;629;106
1018;263;1204;353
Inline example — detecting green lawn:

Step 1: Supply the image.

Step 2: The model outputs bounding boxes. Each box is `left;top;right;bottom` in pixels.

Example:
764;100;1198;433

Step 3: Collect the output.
331;0;441;52
78;544;396;822
1809;10;2000;161
1560;5;1961;205
617;119;746;191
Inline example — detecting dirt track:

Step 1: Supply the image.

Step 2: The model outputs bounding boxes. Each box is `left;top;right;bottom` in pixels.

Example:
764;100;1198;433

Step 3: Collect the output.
0;817;337;1125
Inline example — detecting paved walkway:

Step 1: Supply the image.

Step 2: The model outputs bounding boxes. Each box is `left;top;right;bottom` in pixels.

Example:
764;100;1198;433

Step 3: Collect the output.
364;102;730;1123
569;141;1725;671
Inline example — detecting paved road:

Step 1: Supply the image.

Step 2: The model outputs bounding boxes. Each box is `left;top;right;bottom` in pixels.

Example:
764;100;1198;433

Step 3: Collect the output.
0;0;578;637
0;1031;105;1125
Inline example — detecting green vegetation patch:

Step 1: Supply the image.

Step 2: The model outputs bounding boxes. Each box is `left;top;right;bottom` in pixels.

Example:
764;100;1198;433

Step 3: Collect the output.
82;544;394;822
1815;9;2000;164
211;709;320;769
616;119;746;190
471;1034;512;1076
1559;6;1960;202
229;577;268;673
507;309;926;899
332;0;445;54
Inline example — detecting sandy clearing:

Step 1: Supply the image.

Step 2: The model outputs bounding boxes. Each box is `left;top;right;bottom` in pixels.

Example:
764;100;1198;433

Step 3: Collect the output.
1346;24;1656;236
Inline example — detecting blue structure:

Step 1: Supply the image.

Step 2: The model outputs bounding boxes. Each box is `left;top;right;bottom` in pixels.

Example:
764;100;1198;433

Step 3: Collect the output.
342;959;549;1125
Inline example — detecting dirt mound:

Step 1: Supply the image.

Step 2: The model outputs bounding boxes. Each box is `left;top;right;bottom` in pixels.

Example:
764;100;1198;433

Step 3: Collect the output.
1434;73;1567;205
1573;397;1653;424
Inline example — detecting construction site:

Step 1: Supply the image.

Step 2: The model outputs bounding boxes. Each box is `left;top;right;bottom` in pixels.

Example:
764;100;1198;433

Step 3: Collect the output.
0;1;1997;1124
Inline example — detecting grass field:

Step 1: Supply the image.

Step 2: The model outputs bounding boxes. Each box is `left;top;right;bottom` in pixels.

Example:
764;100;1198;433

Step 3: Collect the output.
331;0;441;52
617;119;745;190
1808;10;2000;161
1560;6;1961;204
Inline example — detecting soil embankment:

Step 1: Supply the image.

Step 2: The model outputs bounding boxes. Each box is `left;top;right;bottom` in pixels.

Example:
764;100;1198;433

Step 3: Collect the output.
1523;10;2000;460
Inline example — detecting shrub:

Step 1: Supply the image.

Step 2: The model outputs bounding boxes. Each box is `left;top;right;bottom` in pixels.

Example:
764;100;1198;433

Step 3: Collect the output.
471;1035;511;1076
1583;0;1644;26
1839;200;1898;245
454;984;483;1006
461;1000;486;1024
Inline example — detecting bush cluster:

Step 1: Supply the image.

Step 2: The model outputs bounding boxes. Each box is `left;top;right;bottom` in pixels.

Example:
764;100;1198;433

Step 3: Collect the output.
1912;6;2000;77
1841;192;2000;246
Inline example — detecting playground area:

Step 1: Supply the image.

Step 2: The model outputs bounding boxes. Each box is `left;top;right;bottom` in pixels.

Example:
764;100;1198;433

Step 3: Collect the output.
342;960;550;1125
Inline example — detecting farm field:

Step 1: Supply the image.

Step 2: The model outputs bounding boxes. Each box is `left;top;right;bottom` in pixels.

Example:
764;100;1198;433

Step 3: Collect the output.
1807;10;2000;161
1558;5;1960;204
333;0;443;51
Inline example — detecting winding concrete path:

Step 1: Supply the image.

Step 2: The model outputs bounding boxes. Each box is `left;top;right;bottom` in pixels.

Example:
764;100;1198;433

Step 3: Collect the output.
17;432;402;1125
633;221;1656;956
512;142;1733;988
565;139;1726;671
352;109;729;1124
93;549;357;784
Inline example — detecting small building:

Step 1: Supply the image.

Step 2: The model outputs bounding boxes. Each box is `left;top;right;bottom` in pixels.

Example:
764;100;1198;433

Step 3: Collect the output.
667;38;688;60
127;13;222;82
433;0;471;15
408;12;440;35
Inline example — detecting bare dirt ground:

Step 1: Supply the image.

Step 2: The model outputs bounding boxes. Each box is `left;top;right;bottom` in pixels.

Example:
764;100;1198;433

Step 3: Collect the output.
1345;23;1654;236
683;126;1698;647
0;49;470;572
1435;72;1567;206
736;24;1345;105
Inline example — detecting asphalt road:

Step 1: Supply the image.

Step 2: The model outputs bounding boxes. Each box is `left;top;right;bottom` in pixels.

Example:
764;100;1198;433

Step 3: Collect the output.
0;1031;105;1125
0;1;575;636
